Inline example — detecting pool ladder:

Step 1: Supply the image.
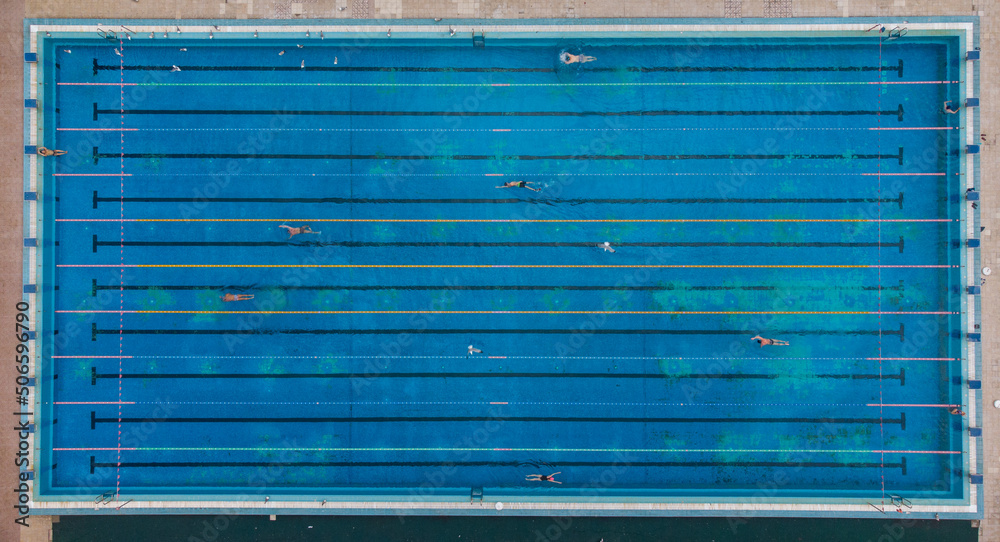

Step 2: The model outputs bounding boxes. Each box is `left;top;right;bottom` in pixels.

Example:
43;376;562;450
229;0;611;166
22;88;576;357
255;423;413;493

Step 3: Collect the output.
472;31;485;48
94;490;115;505
470;486;483;504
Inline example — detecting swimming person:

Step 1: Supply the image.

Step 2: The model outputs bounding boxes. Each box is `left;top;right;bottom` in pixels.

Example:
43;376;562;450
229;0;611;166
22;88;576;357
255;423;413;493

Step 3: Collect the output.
468;345;482;356
948;407;966;416
525;472;562;484
943;101;960;114
220;293;254;302
496;180;540;192
37;147;67;157
279;224;321;239
560;51;596;64
751;335;789;347
600;242;616;253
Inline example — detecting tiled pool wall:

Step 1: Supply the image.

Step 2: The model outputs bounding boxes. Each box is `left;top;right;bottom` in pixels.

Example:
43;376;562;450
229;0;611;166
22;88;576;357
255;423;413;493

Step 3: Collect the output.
22;17;982;519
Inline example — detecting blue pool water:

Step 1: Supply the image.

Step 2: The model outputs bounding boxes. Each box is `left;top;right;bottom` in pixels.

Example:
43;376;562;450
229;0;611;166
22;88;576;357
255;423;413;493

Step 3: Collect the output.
39;33;967;502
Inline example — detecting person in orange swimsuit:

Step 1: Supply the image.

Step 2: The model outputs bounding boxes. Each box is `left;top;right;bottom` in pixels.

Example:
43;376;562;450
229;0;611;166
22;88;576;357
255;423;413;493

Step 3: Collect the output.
751;335;789;347
279;224;321;239
496;180;540;192
220;293;254;302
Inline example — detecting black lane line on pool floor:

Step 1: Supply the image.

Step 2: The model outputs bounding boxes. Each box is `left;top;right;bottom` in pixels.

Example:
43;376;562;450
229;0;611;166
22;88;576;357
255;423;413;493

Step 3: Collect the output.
89;413;904;426
90;411;905;430
89;322;907;340
91;103;906;121
90;236;907;253
90;370;905;382
90;57;903;75
91;192;907;209
91;279;905;294
91;148;907;164
88;457;907;474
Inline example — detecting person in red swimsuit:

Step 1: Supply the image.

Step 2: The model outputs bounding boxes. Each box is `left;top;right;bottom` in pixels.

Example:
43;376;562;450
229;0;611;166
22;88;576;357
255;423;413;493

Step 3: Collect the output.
751;335;789;347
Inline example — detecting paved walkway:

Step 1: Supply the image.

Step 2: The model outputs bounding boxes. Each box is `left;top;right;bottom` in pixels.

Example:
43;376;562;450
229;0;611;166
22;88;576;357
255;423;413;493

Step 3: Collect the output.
8;1;995;541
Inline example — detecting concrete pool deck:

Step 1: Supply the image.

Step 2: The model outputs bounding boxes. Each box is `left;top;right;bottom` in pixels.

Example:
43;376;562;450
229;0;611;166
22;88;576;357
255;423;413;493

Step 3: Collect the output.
4;0;996;540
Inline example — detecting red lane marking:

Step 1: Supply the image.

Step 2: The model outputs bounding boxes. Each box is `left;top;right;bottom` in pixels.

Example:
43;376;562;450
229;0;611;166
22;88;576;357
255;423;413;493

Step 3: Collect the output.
52;355;133;358
58;128;139;131
869;404;958;407
53;173;132;177
57;82;138;86
490;402;509;405
493;448;513;451
491;84;510;87
484;173;504;176
488;356;507;359
867;357;958;361
869;127;956;130
868;80;960;84
862;173;945;176
874;450;960;454
875;311;957;315
53;448;138;451
55;402;136;405
492;129;511;131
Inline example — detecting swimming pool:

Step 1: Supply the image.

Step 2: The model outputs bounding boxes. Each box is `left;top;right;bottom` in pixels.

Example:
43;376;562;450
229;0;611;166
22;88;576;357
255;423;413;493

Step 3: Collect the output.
26;19;981;518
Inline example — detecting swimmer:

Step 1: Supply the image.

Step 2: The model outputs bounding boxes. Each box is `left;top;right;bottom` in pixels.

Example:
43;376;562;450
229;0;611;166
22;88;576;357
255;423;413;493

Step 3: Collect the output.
63;49;71;53
171;65;181;72
560;51;596;64
751;335;789;347
220;293;254;302
943;101;960;114
37;147;67;157
496;180;540;192
279;224;321;238
279;50;285;55
600;242;616;253
948;407;966;416
179;47;187;52
525;472;561;484
301;60;305;69
468;345;482;356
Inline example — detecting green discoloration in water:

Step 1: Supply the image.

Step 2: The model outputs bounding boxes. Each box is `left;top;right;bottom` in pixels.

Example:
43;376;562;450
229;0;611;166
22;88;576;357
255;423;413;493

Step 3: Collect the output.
430;218;457;239
191;290;222;323
489;295;515;312
311;289;345;310
142;287;176;312
376;289;400;310
316;357;342;374
72;361;90;381
487;223;521;238
542;289;572;311
600;215;637;243
259;357;286;375
372;223;397;241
